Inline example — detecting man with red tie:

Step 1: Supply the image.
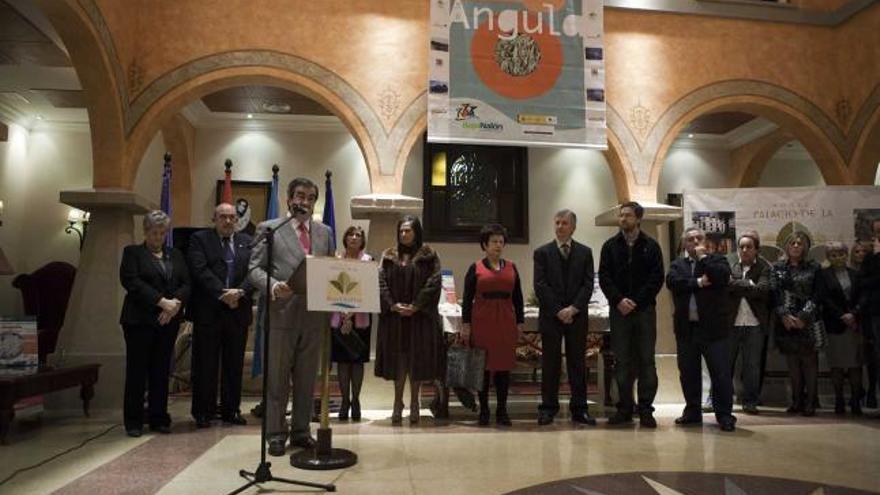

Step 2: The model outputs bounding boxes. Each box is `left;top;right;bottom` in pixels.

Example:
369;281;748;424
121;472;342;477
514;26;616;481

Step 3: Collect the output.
248;178;334;456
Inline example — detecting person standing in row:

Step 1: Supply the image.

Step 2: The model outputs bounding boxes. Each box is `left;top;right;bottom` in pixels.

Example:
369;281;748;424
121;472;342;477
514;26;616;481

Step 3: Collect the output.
331;226;372;422
770;232;822;417
119;210;190;437
598;202;664;428
819;242;863;415
461;224;525;426
248;177;334;456
728;231;771;415
860;218;880;410
188;203;253;428
375;216;446;425
534;209;596;426
666;227;736;432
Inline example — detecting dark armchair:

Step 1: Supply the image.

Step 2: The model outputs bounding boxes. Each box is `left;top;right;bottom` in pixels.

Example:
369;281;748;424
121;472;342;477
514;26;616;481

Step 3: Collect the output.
11;261;77;365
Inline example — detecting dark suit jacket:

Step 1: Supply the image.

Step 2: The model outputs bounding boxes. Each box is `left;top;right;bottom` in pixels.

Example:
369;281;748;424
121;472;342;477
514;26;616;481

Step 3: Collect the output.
666;253;732;341
187;228;254;327
119;244;191;326
860;252;880;316
729;257;772;331
818;266;861;335
533;239;594;331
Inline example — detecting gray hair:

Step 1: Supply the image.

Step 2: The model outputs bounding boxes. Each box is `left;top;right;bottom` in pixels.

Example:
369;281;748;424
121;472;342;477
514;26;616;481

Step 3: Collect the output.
682;226;705;240
825;241;848;256
554;209;577;226
143;210;171;231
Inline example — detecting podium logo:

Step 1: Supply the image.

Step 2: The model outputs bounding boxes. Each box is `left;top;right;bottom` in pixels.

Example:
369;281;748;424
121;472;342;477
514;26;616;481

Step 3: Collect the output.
327;271;362;308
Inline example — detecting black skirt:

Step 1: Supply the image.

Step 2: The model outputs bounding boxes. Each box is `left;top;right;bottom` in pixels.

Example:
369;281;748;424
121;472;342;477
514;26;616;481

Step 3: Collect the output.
331;325;372;363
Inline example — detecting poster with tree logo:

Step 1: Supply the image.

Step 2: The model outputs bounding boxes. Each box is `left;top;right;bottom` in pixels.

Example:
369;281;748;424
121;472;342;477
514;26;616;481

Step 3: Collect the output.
428;0;606;149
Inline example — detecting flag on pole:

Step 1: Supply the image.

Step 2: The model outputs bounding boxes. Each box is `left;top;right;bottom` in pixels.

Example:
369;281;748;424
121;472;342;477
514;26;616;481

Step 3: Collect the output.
323;170;336;252
222;159;233;204
160;152;173;248
251;164;281;378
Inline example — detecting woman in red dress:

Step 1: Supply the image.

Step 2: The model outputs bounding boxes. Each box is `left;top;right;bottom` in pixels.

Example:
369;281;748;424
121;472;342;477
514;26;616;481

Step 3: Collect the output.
461;224;525;426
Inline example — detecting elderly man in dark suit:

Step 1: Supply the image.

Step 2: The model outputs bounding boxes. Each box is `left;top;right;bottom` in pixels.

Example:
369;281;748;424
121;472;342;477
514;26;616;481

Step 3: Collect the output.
188;203;254;428
666;227;736;432
534;209;596;426
249;178;334;457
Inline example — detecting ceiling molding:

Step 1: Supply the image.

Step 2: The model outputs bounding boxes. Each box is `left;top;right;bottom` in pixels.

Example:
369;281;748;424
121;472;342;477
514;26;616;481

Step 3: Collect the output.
31;120;90;133
179;99;347;132
606;0;876;26
724;118;779;149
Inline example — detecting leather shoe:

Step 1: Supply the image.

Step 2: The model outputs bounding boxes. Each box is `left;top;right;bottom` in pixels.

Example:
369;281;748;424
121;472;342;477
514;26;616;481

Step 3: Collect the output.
639;413;657;429
801;408;816;417
742;404;759;415
149;424;171;434
571;412;597;426
537;413;554;425
607;412;633;426
719;417;736;432
195;416;212;428
126;428;143;438
674;415;702;426
268;439;286;457
289;435;316;450
222;413;247;426
496;409;512;426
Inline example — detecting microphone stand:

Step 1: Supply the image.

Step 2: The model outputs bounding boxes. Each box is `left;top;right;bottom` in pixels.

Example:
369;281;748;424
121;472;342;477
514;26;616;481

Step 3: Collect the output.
228;211;335;494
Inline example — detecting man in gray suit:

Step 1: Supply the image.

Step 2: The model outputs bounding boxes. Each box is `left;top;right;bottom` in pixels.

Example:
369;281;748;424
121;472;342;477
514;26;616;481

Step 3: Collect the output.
249;177;333;456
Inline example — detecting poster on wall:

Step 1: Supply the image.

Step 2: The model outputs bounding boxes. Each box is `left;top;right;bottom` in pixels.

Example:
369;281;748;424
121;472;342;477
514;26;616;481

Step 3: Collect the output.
427;0;606;149
683;186;880;263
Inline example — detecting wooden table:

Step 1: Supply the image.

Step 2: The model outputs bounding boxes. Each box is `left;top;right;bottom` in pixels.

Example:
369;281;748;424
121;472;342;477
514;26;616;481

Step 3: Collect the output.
0;364;100;444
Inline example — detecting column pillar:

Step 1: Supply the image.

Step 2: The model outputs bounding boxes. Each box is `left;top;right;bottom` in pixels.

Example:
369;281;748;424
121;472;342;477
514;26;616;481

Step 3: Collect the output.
50;189;157;410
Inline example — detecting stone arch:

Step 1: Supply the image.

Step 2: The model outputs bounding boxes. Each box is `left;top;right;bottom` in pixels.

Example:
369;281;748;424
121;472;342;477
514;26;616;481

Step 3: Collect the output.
641;81;851;192
731;129;796;188
851;103;880;185
124;63;382;193
35;0;127;188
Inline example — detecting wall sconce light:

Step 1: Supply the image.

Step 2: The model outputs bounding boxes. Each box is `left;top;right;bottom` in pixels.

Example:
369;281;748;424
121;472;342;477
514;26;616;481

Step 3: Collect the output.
65;208;90;250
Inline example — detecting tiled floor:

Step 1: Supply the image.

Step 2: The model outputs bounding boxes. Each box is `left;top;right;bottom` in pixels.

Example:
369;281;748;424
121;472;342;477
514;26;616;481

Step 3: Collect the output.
1;383;879;495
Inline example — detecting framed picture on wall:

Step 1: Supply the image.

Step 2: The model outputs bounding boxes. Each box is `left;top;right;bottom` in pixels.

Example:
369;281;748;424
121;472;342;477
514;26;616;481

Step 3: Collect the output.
215;180;273;236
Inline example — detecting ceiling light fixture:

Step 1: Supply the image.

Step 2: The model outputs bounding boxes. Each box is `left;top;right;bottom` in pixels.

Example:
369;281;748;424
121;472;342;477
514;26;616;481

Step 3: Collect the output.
246;113;253;119
687;133;694;138
261;101;292;114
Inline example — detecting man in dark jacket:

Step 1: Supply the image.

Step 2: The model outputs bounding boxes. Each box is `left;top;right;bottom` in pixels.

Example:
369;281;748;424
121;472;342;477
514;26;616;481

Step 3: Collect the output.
534;209;596;426
861;218;880;397
728;231;771;415
666;227;736;431
187;203;254;428
598;201;664;428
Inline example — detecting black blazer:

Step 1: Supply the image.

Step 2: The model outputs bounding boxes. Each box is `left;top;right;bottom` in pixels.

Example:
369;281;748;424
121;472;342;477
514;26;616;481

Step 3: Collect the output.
119;244;191;326
729;257;772;330
186;229;254;327
666;253;732;341
533;239;594;330
818;266;861;335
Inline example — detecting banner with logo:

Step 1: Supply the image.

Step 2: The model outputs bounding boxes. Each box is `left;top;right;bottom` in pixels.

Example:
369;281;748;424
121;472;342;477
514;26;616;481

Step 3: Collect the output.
683;186;880;262
428;0;606;149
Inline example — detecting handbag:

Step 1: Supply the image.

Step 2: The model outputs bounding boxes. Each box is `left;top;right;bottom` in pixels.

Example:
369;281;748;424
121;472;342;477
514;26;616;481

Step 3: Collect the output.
445;346;486;390
331;327;368;360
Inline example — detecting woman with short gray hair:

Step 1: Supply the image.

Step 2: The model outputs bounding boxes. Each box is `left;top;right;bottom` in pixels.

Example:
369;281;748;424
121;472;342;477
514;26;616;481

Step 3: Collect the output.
119;209;190;436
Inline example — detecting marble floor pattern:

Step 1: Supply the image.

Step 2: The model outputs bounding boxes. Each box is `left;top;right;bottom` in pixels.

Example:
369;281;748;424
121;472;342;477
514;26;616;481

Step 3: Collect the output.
0;395;878;495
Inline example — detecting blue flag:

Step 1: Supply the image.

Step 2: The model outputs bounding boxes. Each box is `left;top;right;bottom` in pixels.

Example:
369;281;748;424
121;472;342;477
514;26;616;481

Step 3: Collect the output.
160;155;173;248
322;172;336;252
251;170;281;378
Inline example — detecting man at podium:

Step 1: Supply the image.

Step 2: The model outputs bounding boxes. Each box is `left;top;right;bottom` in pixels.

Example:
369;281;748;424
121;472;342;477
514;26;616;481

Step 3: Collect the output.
248;177;334;457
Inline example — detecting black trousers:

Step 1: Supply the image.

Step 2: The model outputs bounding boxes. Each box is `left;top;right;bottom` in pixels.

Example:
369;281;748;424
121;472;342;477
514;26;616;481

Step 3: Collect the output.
610;307;658;414
190;316;248;419
539;319;588;415
676;322;734;421
785;349;818;410
123;322;180;430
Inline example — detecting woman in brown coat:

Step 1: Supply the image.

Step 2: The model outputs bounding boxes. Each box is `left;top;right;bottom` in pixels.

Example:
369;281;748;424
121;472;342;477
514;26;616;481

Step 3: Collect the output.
375;216;445;425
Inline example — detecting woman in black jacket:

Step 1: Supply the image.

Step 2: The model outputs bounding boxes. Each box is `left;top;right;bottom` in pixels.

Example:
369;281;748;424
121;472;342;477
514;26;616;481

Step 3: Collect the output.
819;242;863;415
119;210;190;437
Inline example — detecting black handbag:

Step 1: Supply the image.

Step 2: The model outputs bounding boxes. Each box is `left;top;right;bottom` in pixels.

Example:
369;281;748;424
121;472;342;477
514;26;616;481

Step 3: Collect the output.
445;346;486;390
331;327;368;360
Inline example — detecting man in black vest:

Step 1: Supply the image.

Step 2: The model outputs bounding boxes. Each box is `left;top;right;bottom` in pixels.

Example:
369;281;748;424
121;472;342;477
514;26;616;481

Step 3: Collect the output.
666;227;736;432
534;209;596;426
188;203;254;427
599;201;664;428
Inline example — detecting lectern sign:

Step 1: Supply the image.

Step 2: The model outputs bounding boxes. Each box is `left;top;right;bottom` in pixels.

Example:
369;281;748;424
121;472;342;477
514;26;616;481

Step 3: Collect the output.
306;257;380;313
428;0;606;149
